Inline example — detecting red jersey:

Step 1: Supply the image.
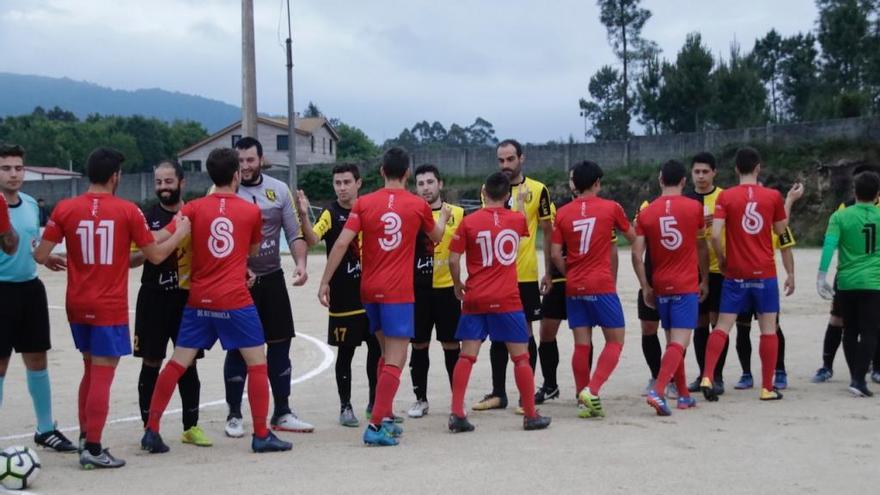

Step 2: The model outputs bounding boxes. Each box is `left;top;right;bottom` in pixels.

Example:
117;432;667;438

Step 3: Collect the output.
43;193;154;325
170;193;262;310
344;188;435;304
449;207;529;314
636;195;704;295
713;184;786;279
551;196;630;296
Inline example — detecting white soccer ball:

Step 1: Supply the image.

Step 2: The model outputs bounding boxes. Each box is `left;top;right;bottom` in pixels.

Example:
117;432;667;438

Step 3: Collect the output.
0;445;41;490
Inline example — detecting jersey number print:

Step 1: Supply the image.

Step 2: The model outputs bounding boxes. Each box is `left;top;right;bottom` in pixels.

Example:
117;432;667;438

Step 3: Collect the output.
209;217;234;258
76;219;114;265
475;229;519;266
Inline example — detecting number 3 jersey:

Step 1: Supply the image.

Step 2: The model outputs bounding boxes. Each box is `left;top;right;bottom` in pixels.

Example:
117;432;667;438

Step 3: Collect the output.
170;193;263;310
43;192;155;325
713;184;786;279
635;195;705;295
344;188;436;304
552;196;630;296
449;207;529;314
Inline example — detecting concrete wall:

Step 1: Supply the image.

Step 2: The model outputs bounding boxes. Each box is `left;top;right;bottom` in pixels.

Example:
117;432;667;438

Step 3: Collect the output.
410;116;880;177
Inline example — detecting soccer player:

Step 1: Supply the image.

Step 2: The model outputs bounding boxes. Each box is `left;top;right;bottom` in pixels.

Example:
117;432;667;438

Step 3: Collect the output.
551;160;636;418
318;147;449;446
141;147;292;454
733;183;803;390
816;170;880;397
447;171;551;432
408;164;464;418
685;152;728;395
631;159;709;416
474;139;553;411
0;144;76;452
298;164;381;427
130;160;210;447
223;137;313;437
699;147;791;402
33;147;190;469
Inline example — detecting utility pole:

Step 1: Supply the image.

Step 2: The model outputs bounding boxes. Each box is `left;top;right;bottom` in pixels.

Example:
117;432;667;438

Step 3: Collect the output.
241;0;258;139
285;0;298;191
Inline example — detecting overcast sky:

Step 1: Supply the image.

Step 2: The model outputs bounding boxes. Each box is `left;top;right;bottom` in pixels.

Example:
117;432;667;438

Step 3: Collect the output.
0;0;819;143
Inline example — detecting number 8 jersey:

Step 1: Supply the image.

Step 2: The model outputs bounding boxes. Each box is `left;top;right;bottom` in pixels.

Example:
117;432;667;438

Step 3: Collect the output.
43;192;155;325
449;207;529;314
713;184;786;279
343;188;436;304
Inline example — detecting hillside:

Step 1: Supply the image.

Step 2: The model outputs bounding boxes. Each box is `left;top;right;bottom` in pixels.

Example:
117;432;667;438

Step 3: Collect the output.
0;73;239;132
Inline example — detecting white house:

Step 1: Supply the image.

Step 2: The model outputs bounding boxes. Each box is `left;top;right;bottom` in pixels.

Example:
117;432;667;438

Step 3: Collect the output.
176;116;339;171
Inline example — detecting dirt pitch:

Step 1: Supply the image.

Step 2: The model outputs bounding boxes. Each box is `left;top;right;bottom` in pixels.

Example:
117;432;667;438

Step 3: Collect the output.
1;249;878;494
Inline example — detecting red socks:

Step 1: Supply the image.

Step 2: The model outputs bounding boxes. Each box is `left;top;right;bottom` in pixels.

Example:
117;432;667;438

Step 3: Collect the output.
589;342;623;396
84;364;116;444
702;329;729;380
654;343;684;396
370;364;402;426
78;359;92;433
451;354;477;418
512;353;537;417
247;364;270;438
759;334;779;391
147;360;186;432
674;355;690;398
572;344;592;395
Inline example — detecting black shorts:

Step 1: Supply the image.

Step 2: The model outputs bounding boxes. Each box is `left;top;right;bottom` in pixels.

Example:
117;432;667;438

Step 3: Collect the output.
541;281;567;320
520;282;543;322
413;286;461;343
0;279;51;358
836;290;880;333
250;269;295;341
134;286;204;360
328;312;371;347
699;273;724;315
637;289;660;322
830;278;842;317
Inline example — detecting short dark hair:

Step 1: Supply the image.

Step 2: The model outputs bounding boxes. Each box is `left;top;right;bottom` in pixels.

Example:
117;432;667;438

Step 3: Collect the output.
854;171;880;202
852;164;880;176
381;147;410;180
735;147;762;174
332;163;360;181
86;147;125;184
570;160;603;193
0;144;25;159
484;171;510;201
206;148;240;187
414;163;441;182
234;136;263;157
496;139;523;157
660;159;687;186
155;159;184;180
691;151;716;170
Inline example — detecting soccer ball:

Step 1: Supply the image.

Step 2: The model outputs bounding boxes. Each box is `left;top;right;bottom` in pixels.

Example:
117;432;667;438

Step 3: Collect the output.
0;446;41;490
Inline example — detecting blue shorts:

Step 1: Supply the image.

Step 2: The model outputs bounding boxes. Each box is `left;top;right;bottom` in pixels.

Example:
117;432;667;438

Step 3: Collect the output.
176;305;265;351
566;294;625;329
455;312;529;343
656;294;699;330
364;303;414;339
71;323;131;357
719;278;780;315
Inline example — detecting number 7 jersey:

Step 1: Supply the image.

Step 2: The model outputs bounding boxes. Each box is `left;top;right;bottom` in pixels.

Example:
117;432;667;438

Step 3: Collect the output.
43;192;155;325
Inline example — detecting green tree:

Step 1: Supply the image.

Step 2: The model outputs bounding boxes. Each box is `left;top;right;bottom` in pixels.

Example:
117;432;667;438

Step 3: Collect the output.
579;65;627;140
596;0;657;137
709;45;768;129
303;101;322;118
334;122;379;162
816;0;873;92
752;29;785;122
779;32;821;121
657;33;714;132
465;117;498;146
635;53;663;134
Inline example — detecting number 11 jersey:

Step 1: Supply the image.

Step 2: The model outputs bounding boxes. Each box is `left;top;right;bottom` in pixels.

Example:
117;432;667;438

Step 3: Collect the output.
344;188;435;304
43;192;155;325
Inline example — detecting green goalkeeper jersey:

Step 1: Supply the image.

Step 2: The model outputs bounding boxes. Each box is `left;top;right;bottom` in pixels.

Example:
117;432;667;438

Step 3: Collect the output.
821;202;880;290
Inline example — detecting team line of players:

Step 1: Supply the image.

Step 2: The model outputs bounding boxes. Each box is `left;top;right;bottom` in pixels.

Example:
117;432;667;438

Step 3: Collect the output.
0;138;875;466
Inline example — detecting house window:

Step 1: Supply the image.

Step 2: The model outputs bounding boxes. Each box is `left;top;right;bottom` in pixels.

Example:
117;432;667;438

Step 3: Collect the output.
277;134;289;151
231;135;242;147
330;140;334;154
181;160;201;171
310;136;315;153
322;138;326;154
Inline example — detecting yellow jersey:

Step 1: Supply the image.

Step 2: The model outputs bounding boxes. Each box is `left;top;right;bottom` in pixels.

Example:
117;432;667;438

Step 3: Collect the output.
686;186;724;274
431;204;464;288
500;176;552;282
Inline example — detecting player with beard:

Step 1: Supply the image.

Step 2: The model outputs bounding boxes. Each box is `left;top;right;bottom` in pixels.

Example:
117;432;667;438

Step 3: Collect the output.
130;160;210;447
